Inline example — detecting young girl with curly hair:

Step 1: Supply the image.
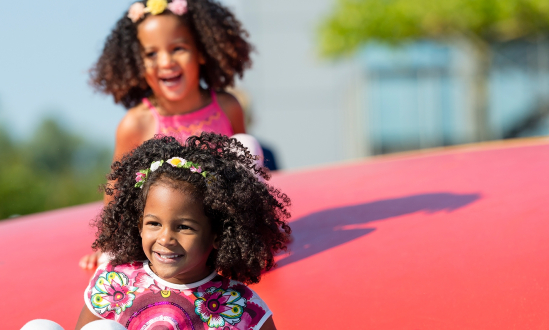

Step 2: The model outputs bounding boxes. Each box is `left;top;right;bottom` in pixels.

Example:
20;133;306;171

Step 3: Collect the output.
22;133;291;330
80;0;263;269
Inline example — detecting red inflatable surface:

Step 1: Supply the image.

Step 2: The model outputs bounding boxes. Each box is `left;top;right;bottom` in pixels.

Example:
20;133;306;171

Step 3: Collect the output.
1;139;548;329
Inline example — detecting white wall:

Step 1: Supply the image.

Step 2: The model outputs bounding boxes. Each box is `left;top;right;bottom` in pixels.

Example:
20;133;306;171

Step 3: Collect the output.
225;0;363;169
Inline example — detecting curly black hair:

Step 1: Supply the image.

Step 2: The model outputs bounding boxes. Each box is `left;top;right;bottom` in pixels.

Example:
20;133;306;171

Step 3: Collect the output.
92;133;291;284
90;0;253;109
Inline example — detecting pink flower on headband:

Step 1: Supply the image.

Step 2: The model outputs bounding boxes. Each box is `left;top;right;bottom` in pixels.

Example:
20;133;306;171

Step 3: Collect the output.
190;166;202;174
136;172;146;182
128;2;146;22
168;0;188;15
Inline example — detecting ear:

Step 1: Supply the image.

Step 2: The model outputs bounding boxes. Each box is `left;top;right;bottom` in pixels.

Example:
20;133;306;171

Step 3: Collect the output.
212;233;220;250
138;216;144;236
198;52;206;65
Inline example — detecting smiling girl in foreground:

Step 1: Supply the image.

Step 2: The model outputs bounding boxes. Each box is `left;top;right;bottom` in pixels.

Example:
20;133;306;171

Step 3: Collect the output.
74;133;291;330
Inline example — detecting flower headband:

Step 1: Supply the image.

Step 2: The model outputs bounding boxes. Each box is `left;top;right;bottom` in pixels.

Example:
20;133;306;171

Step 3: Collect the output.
128;0;188;23
135;157;207;188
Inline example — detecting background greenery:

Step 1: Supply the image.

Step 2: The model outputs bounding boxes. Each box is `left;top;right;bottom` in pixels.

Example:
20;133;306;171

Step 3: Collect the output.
318;0;549;143
319;0;549;56
0;116;111;220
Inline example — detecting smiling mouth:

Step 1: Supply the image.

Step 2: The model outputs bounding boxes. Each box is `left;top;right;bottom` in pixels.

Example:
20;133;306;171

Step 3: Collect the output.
154;252;184;263
159;74;182;87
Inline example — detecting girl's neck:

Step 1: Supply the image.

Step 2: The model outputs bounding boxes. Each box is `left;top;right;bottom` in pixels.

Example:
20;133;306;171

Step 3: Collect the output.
148;261;214;285
153;88;210;116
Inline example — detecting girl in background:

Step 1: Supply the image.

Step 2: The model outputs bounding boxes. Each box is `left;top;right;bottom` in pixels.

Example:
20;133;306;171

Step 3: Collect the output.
80;0;262;269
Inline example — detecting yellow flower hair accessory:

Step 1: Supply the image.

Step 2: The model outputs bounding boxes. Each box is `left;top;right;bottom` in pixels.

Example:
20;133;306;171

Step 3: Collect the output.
127;0;187;23
145;0;168;15
135;158;209;189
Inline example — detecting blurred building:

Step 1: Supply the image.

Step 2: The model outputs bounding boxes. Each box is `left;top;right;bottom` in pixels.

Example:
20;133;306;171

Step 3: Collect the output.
359;40;549;155
226;0;358;169
225;0;549;169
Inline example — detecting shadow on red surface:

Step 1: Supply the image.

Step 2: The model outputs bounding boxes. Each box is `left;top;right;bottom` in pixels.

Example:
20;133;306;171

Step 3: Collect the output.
278;192;481;268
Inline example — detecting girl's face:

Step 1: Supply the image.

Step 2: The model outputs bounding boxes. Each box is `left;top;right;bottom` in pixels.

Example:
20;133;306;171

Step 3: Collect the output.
140;182;217;284
137;14;205;102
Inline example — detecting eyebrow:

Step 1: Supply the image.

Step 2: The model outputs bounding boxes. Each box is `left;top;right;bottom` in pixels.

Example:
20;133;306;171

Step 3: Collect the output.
171;37;190;44
142;38;190;49
143;214;201;225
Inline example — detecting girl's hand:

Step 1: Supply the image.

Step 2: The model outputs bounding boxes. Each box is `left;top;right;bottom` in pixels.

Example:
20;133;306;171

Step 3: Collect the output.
78;251;102;270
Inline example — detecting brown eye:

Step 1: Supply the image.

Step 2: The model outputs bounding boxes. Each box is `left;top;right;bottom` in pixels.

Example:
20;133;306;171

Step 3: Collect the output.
177;224;192;231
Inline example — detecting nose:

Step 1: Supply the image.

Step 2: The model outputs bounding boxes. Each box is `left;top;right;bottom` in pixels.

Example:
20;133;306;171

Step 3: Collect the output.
157;51;174;69
157;227;176;247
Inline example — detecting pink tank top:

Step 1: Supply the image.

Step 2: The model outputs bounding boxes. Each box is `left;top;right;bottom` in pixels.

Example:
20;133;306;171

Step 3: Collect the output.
143;91;234;143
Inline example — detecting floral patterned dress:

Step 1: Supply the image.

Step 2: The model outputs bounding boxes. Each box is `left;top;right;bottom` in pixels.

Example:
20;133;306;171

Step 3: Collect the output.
84;261;271;330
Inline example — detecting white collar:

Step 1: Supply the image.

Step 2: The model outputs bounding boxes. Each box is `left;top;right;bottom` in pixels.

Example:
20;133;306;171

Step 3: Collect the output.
143;260;217;290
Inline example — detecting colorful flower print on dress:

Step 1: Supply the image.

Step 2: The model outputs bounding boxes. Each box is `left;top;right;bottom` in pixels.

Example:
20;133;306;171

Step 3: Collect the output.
134;272;181;296
91;271;138;315
194;287;246;327
85;261;271;330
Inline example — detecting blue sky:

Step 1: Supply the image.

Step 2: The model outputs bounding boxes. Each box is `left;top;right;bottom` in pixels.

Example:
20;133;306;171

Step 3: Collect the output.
0;0;135;145
0;1;204;146
0;1;239;146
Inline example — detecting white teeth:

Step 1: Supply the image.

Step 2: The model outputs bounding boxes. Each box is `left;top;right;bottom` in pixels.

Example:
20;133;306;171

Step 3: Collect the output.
160;77;181;87
157;253;180;259
160;73;181;79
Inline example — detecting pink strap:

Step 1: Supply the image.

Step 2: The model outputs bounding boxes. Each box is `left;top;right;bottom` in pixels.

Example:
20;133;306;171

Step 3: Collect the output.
143;98;161;133
210;90;218;106
143;97;160;119
142;98;157;113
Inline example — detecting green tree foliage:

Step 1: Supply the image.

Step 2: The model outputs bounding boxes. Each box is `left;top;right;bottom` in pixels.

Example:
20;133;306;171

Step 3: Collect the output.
319;0;549;141
319;0;549;56
0;118;111;220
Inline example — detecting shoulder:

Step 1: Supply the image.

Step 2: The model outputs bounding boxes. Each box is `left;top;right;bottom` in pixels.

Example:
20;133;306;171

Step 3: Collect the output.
115;102;154;159
117;103;152;137
88;262;145;287
193;275;272;330
216;91;241;110
216;91;246;134
84;262;145;320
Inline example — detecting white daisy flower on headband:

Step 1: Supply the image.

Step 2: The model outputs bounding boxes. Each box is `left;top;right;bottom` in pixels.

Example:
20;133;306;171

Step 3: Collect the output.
167;157;186;168
134;159;209;189
150;160;163;172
